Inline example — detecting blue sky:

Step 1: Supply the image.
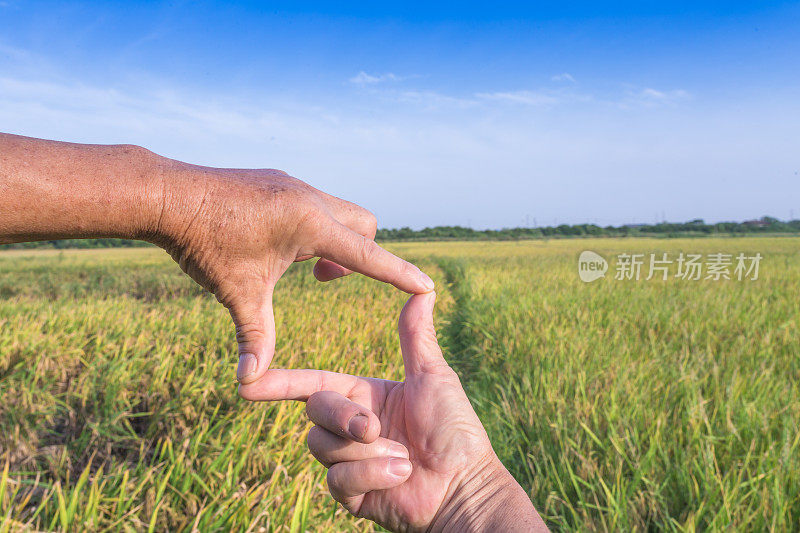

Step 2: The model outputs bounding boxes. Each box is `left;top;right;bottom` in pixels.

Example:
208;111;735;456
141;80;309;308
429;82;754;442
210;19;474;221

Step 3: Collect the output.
1;1;798;228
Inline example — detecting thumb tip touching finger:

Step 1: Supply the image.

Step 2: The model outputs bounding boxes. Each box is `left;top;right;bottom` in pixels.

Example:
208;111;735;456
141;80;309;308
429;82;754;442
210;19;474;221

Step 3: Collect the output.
237;352;264;384
237;344;277;384
415;269;436;293
402;264;435;294
233;323;276;385
398;291;448;375
228;297;277;385
399;291;437;332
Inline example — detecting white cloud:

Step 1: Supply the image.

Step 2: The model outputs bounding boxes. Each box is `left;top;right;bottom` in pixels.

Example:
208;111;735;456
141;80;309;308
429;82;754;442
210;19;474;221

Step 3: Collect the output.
623;87;691;107
640;88;690;100
0;76;321;151
349;71;403;84
476;90;560;106
551;73;576;83
0;73;494;167
2;69;793;229
396;90;477;109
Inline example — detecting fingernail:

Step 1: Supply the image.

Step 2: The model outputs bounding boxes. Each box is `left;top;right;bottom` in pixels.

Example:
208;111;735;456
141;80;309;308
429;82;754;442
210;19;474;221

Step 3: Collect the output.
420;271;435;292
348;414;368;440
388;458;412;477
237;353;257;381
388;443;409;459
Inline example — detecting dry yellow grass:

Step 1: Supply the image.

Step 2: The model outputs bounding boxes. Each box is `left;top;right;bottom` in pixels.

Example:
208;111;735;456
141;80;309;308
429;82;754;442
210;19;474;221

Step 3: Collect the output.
1;237;798;531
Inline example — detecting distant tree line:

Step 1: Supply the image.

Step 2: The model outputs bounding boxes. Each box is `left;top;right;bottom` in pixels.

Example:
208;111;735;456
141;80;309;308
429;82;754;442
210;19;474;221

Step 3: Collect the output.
1;217;799;250
0;238;153;250
374;217;800;241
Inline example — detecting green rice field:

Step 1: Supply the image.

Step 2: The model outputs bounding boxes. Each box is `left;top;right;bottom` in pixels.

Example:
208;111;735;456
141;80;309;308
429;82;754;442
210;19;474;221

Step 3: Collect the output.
1;237;798;531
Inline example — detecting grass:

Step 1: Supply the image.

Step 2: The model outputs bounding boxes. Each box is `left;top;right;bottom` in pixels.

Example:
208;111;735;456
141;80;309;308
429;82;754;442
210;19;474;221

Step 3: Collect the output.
1;238;799;531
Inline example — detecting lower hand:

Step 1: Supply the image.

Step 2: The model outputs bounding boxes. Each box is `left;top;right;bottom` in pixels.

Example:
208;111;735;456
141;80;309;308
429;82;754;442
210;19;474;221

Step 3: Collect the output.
239;293;547;532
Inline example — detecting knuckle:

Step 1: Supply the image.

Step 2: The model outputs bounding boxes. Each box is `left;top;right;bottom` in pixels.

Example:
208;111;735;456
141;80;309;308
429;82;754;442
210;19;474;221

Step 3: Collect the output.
360;208;378;234
305;392;324;417
118;144;154;160
326;466;345;500
270;174;308;191
402;259;420;279
234;322;266;346
399;313;436;342
356;238;378;266
422;359;457;378
286;175;312;189
326;403;349;436
294;203;327;241
307;391;341;425
264;168;290;176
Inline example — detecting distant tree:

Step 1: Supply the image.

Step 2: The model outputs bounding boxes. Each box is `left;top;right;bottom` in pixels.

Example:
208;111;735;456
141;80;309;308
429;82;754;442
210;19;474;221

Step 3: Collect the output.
5;217;799;250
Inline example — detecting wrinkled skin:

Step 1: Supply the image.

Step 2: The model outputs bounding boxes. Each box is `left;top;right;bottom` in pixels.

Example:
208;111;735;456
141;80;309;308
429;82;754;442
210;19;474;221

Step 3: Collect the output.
1;133;543;532
240;294;546;532
155;161;433;384
0;133;433;385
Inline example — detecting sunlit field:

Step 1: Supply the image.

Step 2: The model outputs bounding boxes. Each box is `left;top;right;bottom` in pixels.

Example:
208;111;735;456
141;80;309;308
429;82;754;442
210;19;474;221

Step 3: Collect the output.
1;238;798;531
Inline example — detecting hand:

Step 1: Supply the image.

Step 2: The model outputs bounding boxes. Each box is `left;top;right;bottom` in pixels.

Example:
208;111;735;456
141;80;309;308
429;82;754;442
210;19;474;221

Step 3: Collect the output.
0;133;434;385
239;293;547;532
149;157;435;385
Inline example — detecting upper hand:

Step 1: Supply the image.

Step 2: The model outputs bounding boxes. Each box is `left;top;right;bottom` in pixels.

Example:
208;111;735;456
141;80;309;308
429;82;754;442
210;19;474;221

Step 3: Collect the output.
152;161;434;384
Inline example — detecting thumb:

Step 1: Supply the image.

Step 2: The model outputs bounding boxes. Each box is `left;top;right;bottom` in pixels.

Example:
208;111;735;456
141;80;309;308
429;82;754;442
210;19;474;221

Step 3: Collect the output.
398;292;448;376
228;290;276;385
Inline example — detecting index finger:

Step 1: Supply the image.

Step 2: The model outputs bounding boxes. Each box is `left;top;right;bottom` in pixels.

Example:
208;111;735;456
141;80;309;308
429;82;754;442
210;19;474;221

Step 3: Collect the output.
314;220;434;294
312;196;377;282
238;368;361;401
237;368;394;416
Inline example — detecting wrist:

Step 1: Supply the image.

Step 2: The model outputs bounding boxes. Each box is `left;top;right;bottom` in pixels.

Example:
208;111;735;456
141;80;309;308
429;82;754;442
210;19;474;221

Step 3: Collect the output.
132;149;207;248
120;144;169;243
432;456;546;533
